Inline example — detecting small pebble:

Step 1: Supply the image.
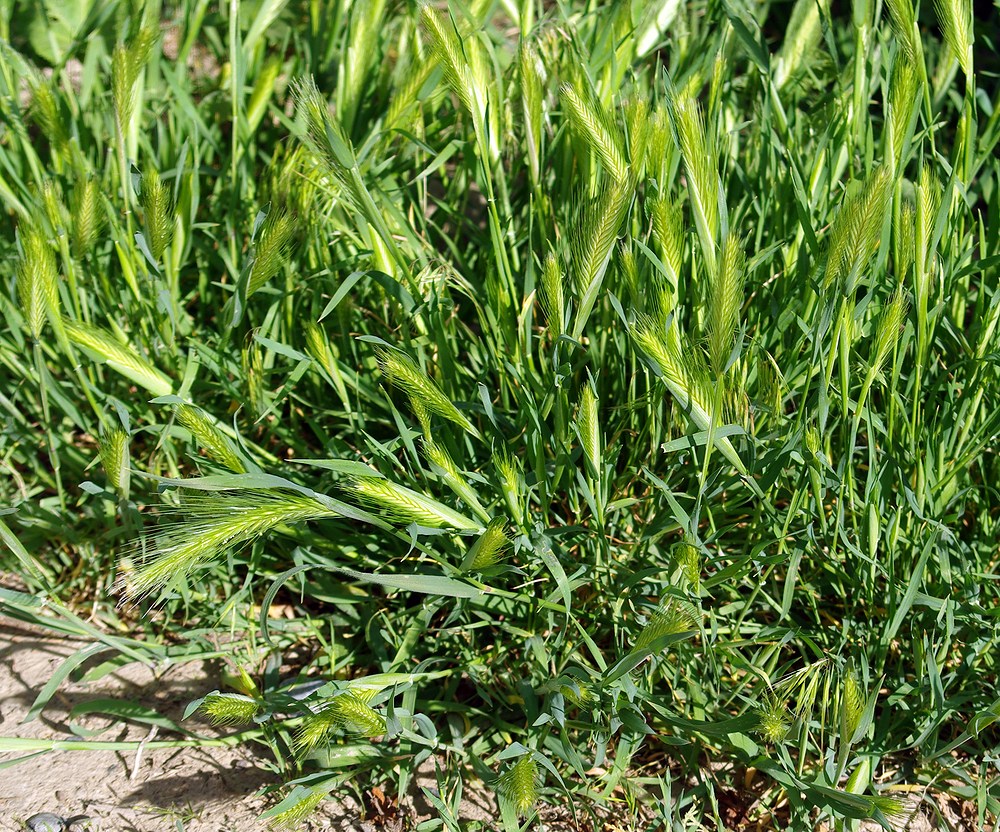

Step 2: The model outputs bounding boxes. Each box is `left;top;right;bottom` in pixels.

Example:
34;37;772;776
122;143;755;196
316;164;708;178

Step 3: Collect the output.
25;814;65;832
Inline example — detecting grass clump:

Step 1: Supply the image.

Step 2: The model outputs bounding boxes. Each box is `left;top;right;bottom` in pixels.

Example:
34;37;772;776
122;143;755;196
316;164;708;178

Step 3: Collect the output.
0;0;998;830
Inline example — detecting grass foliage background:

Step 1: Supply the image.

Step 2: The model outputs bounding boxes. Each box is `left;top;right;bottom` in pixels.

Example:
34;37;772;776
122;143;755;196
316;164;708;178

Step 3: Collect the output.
1;0;1000;828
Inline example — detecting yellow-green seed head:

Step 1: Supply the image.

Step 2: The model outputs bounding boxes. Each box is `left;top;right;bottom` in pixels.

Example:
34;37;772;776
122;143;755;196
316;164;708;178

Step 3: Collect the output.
176;404;247;473
247;209;295;297
494;450;524;528
16;227;59;341
462;519;510;571
674;542;701;592
497;755;539;817
377;348;479;438
139;167;173;261
295;691;385;755
842;669;865;741
578;383;600;478
66;319;172;397
539;252;565;336
634;598;697;650
199;692;261;726
345;476;480;531
71;176;107;259
267;788;327;830
755;695;791;744
99;427;130;495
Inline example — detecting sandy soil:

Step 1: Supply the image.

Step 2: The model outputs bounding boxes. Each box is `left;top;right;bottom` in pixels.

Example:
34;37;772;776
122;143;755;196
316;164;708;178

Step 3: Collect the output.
0;616;338;831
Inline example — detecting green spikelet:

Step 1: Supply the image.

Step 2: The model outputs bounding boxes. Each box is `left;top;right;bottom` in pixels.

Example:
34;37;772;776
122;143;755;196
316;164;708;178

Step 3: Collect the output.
461;518;510;572
247;57;281;133
557;678;595;709
247;208;296;297
618;242;639;303
577;382;600;478
65;319;172;397
16;227;59;341
756;350;785;418
560;82;628;183
176;404;247;473
646;105;671;174
573;176;634;299
805;426;822;457
755;694;791;744
896;202;916;279
303;321;333;370
885;0;919;61
423;440;490;523
842;668;865;742
823;166;893;292
707;234;746;376
869;795;907;821
519;40;545;185
112;27;157;134
294;77;360;203
497;754;539;817
648;196;683;291
915;166;940;279
344;477;480;531
139;166;173;261
28;78;70;153
571;177;634;339
871;291;908;381
886;56;918;169
71;176;107;259
773;0;829;89
199;692;261;726
624;97;650;172
494;449;524;528
634;598;697;650
673;541;701;592
933;0;973;77
384;58;434;136
40;180;67;234
539;252;565;336
671;91;719;268
421;4;499;164
410;395;432;437
377;348;479;438
295;691;385;754
121;490;339;601
339;0;387;133
98;426;130;496
632;315;748;474
266;787;327;830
